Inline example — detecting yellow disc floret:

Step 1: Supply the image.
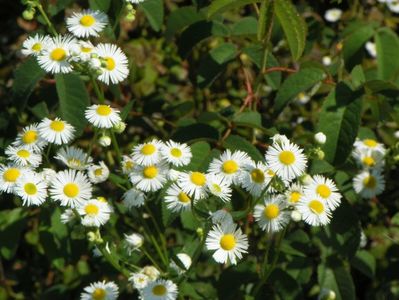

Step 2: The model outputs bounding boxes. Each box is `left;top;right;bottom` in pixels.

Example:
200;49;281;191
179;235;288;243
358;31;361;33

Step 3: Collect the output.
279;151;295;165
22;130;37;144
143;166;158;179
105;57;116;71
141;144;156;155
220;234;236;250
80;15;96;27
3;168;20;182
63;183;79;198
91;288;106;300
50;48;67;61
250;169;265;183
17;149;30;158
222;160;239;174
190;172;206;186
363;176;377;189
85;203;99;216
170;148;182;158
309;200;324;214
152;285;167;296
96;105;112;116
264;204;280;219
178;192;190;203
24;183;37;195
50;120;65;132
316;184;331;198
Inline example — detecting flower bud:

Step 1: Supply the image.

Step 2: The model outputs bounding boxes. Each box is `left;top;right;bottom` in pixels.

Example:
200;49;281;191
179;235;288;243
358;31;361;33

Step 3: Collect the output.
114;121;126;133
142;266;160;281
322;56;332;66
22;9;35;20
299;174;313;186
87;231;97;242
90;57;101;69
98;135;111;147
314;132;327;145
125;233;144;252
291;210;302;222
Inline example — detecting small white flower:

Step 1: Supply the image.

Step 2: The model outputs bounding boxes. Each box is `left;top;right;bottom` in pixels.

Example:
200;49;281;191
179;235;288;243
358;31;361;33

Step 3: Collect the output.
324;8;342;22
160;140;192;167
314;132;327;145
239;161;273;197
170;253;192;273
14;172;47;206
297;195;332;226
211;210;234;226
304;175;342;210
87;161;110;183
5;146;42;167
0;165;25;193
285;182;303;206
140;279;178;300
80;281;119;300
21;34;51;56
77;199;112;227
123;188;146;208
71;40;96;61
354;138;386;156
322;56;332;66
96;43;129;85
142;266;160;281
121;155;135;174
388;1;399;13
54;146;92;170
353;169;385;199
177;171;208;201
164;183;192;213
365;41;377;58
125;233;144;253
98;135;111;147
352;148;385;170
38;117;75;145
129;272;150;290
66;9;108;38
85;104;121;129
296;92;310;104
12;123;47;152
60;209;75;224
206;174;232;202
253;195;290;233
129;163;168;192
132;139;164;166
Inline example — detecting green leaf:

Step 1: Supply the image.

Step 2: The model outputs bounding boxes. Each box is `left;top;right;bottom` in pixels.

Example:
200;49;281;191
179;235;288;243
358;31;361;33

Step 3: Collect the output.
12;57;46;110
207;0;260;18
55;73;90;136
317;82;362;165
186;141;211;171
375;27;399;82
197;43;238;88
274;67;325;114
121;101;134;121
0;208;27;260
172;123;220;143
89;0;111;12
257;1;273;41
233;111;262;129
232;17;258;36
141;0;164;32
274;0;307;61
364;80;399;97
165;6;205;40
223;135;263;161
180;211;201;231
351;250;376;278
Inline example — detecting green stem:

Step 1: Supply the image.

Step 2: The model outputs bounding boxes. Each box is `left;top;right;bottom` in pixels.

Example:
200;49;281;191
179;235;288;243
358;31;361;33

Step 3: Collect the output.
85;129;98;164
36;3;57;36
141;247;163;272
91;77;105;104
98;244;131;277
110;130;122;164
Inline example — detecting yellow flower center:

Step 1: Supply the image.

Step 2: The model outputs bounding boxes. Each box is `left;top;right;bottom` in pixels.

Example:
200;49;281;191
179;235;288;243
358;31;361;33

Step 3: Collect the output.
316;184;331;198
124;161;134;170
264;204;280;219
279;150;295;165
267;169;275;177
212;183;222;193
91;288;106;300
364;139;377;148
220;234;236;250
309;200;324;214
152;284;167;296
22;130;37;144
250;169;265;183
105;57;116;71
96;105;112;116
3;168;20;182
178;192;190;203
31;42;42;52
290;191;301;203
170;148;182;158
67;158;81;167
17;149;30;158
81;46;92;53
50;120;65;132
50;48;67;61
222;160;239;174
190;172;206;186
141;144;156;155
24;183;37;195
97;196;107;202
85;203;99;216
143;166;158;179
80;15;96;27
363;176;377;189
63;183;79;198
94;168;103;176
362;156;375;167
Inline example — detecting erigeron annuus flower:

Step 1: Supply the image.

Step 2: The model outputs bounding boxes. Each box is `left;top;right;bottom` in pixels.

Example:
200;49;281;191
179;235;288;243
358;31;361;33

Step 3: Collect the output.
0;165;25;193
129;163;168;192
125;233;144;254
142;266;161;281
164;183;192;213
37;35;76;74
80;281;119;300
21;34;51;56
206;174;232;202
5;146;42;167
239;161;272;197
297;195;332;226
353;169;385;199
388;0;399;13
132;139;164;166
304;175;342;210
324;8;342;22
87;161;110;183
354;138;386;156
71;40;96;61
265;140;307;181
206;221;249;265
285;183;303;206
38;117;75;145
14;173;47;206
352;148;385;170
13;124;47;151
160;140;192;167
40;168;57;184
140;279;178;300
50;169;92;208
121;155;135;174
66;9;108;38
85;104;121;129
208;149;252;184
95;43;129;85
123;188;146;208
129;272;150;290
60;209;75;224
253;195;290;233
177;171;208;200
54;146;92;170
77;199;111;227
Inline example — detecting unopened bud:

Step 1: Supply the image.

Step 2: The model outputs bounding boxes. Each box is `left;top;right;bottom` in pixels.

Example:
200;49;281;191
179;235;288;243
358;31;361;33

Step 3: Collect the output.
99;135;111;147
196;228;204;239
314;132;327;145
291;210;302;222
114;121;126;133
87;231;96;242
22;9;35;20
315;148;325;160
299;174;313;185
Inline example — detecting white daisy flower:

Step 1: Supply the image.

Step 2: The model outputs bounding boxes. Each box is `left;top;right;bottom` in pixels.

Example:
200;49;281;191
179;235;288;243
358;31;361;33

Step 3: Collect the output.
40;168;57;184
206;174;232;202
297;195;332;226
60;209;75;224
253;195;290;233
77;199;112;227
365;41;377;58
121;155;135;174
205;221;249;265
388;1;399;13
160;140;192;167
177;171;208;201
80;281;119;300
140;279;178;300
304;175;342;210
239;161;273;197
352;148;385;170
12;123;47;152
0;165;25;193
87;161;110;183
170;253;192;274
5;146;42;167
66;9;108;38
129;272;150;290
71;40;96;61
54;146;92;170
207;149;252;184
85;104;121;129
142;266;161;281
96;43;129;85
50;169;92;208
168;169;182;181
324;8;342;22
37;35;77;74
285;182;303;206
131;140;164;166
125;233;144;254
353;169;385;199
164;183;192;213
38;117;75;145
14;173;47;206
354;138;386;156
129;163;168;192
265;140;307;181
21;34;51;56
123;188;146;208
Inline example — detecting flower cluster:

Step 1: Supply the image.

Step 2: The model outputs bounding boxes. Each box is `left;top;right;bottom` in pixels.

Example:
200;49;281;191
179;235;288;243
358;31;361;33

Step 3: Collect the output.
352;138;386;199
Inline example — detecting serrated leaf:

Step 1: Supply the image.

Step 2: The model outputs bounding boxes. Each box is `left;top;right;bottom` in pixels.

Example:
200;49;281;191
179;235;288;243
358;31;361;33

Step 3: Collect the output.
141;0;164;32
223;135;263;161
233;111;262;128
375;27;399;82
207;0;260;18
274;0;307;60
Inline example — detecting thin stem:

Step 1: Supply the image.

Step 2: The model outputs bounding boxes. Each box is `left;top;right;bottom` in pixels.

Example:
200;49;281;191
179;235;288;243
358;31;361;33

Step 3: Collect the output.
91;77;105;104
85;129;98;164
144;203;168;262
36;3;57;36
141;247;163;271
110;130;122;164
